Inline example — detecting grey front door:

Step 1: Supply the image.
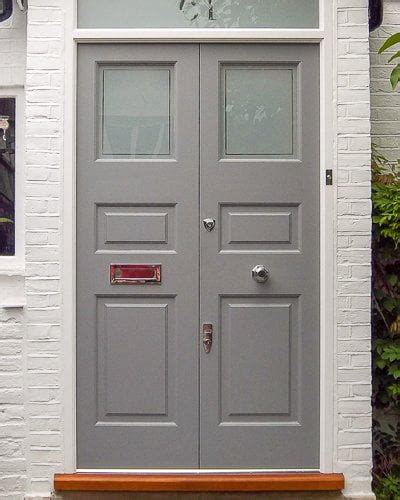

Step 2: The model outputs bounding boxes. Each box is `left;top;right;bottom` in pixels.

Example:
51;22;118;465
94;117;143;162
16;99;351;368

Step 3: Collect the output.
77;43;320;470
199;44;320;469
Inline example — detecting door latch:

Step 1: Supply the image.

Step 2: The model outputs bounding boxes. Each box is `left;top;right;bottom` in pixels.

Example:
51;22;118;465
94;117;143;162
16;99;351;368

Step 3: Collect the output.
202;323;213;353
326;169;333;185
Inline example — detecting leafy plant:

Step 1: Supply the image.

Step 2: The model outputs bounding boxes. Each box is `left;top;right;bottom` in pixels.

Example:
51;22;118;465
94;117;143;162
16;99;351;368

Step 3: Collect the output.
372;149;400;497
372;177;400;247
379;33;400;89
375;475;400;500
372;149;400;409
373;30;400;499
373;420;400;499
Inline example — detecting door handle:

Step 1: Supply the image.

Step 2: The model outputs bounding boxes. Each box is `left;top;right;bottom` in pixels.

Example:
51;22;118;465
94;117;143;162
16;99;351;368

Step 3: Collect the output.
252;265;270;283
202;323;213;353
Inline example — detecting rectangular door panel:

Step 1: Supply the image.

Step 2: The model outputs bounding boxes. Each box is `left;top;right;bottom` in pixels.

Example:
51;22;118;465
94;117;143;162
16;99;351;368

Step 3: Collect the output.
96;204;176;252
77;44;199;468
200;44;320;469
96;297;175;422
220;296;299;422
219;203;301;253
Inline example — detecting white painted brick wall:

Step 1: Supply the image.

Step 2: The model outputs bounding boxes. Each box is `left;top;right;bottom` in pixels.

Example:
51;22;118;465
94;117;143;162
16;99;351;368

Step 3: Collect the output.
0;0;375;498
0;304;26;499
336;1;373;497
370;0;400;160
24;0;64;496
0;3;27;499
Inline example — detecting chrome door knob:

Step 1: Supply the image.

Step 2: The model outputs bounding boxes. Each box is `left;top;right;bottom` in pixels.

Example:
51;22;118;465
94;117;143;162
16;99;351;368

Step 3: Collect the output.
252;265;270;283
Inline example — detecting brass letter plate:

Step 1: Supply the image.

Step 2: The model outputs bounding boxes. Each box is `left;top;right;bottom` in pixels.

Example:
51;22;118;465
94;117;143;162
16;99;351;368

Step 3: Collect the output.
110;264;161;285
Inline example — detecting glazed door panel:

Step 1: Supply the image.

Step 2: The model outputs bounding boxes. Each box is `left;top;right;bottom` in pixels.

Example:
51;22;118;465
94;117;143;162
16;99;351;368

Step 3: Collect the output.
199;44;320;468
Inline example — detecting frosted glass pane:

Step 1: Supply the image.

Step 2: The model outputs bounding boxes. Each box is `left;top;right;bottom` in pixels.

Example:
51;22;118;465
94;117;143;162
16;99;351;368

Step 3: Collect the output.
78;0;319;29
224;67;295;156
101;67;171;156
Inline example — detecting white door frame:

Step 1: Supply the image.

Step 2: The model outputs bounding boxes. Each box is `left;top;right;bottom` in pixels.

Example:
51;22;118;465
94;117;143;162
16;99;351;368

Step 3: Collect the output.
62;0;337;474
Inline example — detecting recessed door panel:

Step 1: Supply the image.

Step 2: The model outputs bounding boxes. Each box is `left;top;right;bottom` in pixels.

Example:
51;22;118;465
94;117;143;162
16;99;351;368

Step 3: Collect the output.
96;297;176;422
220;296;299;422
219;203;301;253
96;204;176;252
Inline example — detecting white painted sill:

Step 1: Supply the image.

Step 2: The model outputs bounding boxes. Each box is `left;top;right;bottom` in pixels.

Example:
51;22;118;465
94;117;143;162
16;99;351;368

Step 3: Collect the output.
0;272;26;309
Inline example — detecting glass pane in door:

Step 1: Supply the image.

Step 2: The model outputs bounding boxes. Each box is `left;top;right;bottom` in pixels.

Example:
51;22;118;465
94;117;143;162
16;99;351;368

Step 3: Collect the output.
222;65;297;157
99;66;172;157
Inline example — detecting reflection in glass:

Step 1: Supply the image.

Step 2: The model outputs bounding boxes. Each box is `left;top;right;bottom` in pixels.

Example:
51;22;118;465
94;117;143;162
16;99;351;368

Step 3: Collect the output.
78;0;319;29
101;67;171;157
224;67;294;156
0;98;15;256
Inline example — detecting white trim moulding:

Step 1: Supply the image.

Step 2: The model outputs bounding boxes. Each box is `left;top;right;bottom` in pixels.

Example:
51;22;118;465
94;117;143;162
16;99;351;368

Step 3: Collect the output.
73;28;326;43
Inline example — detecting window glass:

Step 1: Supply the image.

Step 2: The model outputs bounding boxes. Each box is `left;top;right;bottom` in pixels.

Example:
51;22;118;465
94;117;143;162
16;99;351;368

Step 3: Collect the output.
0;0;13;23
0;98;15;255
222;65;297;158
99;66;172;158
78;0;319;29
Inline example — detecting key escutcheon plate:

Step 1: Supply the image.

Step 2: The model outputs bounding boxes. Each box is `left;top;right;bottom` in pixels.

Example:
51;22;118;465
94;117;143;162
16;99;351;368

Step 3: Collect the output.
203;218;216;232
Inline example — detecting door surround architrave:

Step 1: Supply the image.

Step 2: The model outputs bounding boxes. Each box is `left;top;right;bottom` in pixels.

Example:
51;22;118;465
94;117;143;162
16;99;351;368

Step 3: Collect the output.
62;0;336;475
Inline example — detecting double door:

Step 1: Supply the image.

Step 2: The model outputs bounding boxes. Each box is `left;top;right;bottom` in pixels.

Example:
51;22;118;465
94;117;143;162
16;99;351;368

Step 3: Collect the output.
76;43;320;469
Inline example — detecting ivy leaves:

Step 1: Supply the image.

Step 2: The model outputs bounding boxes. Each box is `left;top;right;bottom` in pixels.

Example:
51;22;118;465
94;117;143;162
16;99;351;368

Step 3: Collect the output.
372;178;400;247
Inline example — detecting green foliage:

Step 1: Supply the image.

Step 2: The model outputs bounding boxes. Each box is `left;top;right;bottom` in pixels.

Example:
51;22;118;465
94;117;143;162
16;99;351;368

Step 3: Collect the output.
372;151;400;411
373;420;400;499
373;180;400;247
375;475;400;500
372;149;400;497
373;31;400;498
374;340;400;402
379;32;400;89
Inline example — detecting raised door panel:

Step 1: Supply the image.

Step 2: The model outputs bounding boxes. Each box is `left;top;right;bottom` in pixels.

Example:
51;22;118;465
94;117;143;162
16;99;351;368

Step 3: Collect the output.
97;298;176;421
220;297;299;422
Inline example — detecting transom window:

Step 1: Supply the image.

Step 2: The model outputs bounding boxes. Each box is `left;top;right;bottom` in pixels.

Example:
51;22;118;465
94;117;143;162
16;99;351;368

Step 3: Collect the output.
77;0;319;29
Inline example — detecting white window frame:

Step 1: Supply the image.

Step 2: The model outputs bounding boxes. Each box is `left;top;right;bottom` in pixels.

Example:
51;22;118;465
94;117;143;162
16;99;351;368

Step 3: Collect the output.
0;87;24;273
62;0;336;474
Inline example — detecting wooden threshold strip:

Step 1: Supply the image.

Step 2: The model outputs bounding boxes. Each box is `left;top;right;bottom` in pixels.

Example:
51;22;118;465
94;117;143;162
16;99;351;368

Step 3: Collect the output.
54;472;345;492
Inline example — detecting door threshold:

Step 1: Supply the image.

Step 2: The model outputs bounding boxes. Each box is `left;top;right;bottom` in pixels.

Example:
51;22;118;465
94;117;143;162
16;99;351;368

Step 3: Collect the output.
54;472;345;492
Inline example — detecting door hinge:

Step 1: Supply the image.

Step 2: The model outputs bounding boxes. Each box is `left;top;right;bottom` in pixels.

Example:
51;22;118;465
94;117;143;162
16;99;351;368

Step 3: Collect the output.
326;169;333;185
